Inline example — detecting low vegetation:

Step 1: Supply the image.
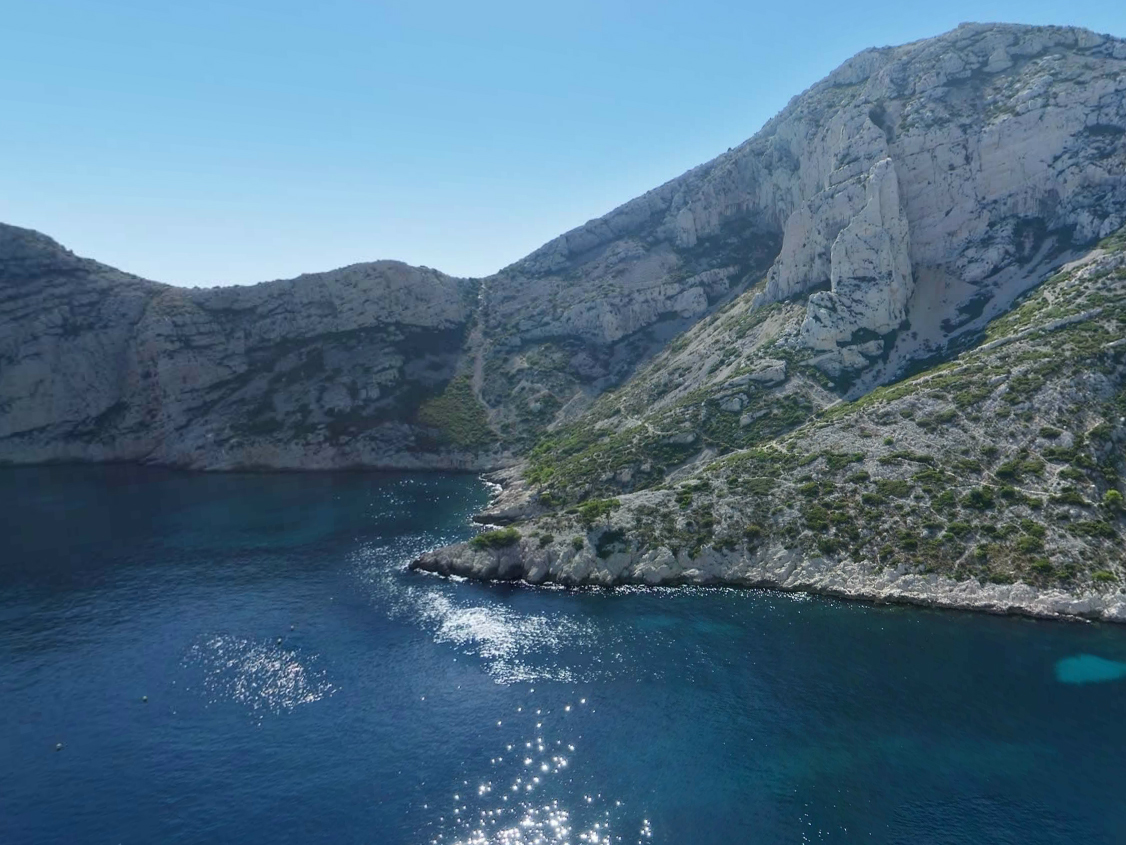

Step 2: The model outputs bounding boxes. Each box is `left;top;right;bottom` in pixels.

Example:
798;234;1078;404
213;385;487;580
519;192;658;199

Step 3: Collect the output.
487;228;1126;594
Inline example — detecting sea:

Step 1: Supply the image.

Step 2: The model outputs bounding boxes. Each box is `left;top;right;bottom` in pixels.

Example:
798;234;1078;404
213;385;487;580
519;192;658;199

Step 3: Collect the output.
2;466;1125;844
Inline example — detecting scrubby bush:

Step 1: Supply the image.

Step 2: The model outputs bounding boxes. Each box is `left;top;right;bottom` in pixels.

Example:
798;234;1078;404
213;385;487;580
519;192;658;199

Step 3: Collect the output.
875;479;912;498
1050;487;1087;506
417;376;495;448
595;528;628;559
470;527;521;550
577;498;621;527
962;487;995;510
946;521;973;539
1073;520;1116;539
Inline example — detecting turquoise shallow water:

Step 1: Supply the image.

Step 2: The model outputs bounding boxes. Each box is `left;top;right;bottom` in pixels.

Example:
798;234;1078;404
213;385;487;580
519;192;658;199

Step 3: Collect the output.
2;465;1126;844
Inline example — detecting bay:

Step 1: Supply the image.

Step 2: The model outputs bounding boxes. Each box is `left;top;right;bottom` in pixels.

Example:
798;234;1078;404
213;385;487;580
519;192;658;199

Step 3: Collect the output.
2;466;1125;844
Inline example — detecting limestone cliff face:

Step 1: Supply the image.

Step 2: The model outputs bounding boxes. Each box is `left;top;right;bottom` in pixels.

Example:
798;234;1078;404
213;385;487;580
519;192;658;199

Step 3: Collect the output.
800;158;913;356
479;22;1126;407
2;22;1125;470
0;224;496;469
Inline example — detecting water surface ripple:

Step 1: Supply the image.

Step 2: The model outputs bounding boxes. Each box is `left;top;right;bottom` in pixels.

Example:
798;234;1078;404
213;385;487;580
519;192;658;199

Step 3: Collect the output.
2;466;1125;844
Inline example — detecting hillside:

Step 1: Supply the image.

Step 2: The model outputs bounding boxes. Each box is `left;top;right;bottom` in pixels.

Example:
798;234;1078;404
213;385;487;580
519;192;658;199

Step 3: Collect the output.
2;21;1125;500
0;224;493;469
415;228;1126;621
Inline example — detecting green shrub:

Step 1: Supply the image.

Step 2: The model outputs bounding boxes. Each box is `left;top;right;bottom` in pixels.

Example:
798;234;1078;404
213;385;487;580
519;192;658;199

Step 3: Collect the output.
1015;535;1044;554
470;527;521;550
1073;520;1116;539
962;487;995;510
571;536;585;551
1051;488;1088;506
1103;490;1124;511
946;521;973;539
417;376;495;448
825;452;865;471
803;504;830;531
1092;570;1117;583
875;479;912;499
995;461;1021;481
744;524;764;543
817;537;840;555
933;490;958;510
847;470;871;483
1030;558;1054;576
741;477;774;495
577;498;621;527
538;533;554;548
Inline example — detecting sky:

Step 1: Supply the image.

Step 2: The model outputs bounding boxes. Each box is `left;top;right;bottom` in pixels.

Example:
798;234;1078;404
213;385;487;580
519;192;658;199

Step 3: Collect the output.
2;1;1124;286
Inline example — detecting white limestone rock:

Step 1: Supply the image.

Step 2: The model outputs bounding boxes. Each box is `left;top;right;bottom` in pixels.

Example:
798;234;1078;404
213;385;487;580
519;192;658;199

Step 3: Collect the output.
800;158;913;356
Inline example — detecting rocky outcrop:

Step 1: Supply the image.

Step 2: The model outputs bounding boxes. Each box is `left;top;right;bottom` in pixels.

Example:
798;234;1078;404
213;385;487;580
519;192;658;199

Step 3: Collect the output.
800;158;913;367
482;22;1126;406
414;539;1126;624
0;224;498;469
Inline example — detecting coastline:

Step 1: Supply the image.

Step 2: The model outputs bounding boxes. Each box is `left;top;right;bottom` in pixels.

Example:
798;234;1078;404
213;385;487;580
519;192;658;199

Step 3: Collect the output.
412;537;1126;625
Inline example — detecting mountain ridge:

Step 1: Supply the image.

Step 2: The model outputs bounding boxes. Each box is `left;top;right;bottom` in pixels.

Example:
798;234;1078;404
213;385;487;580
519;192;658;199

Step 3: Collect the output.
2;21;1125;486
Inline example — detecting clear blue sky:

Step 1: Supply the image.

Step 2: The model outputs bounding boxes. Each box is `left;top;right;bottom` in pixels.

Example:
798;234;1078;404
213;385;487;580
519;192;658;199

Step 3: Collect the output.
2;1;1123;286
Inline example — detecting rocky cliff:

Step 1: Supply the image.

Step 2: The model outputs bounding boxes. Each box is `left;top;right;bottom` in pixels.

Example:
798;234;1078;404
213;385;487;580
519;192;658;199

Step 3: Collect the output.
0;224;497;469
3;22;1125;485
415;228;1126;622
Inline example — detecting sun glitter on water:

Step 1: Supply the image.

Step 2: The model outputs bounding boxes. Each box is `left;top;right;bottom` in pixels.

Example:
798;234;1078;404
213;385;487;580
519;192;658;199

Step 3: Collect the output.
427;696;653;845
183;634;335;714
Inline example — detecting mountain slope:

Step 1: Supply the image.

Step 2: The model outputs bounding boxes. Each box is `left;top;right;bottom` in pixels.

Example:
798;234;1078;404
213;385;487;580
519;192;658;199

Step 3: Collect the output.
1;22;1125;478
0;224;495;469
414;228;1126;621
473;22;1126;449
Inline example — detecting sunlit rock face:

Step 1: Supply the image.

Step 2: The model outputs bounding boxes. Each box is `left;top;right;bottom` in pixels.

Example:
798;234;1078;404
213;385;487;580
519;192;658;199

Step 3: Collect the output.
800;158;914;355
489;22;1126;393
3;23;1126;468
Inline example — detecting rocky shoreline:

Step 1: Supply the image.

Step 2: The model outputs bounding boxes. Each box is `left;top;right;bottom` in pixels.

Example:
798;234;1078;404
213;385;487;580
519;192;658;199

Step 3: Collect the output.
412;532;1126;624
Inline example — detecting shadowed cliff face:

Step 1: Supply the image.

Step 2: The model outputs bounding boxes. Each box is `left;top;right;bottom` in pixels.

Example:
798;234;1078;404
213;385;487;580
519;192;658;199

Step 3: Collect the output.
2;22;1125;471
0;225;493;469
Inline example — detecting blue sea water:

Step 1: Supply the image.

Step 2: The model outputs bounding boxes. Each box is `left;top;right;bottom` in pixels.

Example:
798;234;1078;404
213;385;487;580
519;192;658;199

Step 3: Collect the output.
2;466;1126;844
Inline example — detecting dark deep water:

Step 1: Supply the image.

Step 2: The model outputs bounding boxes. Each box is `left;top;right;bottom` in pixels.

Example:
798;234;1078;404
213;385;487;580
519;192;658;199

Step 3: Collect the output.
2;466;1126;845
